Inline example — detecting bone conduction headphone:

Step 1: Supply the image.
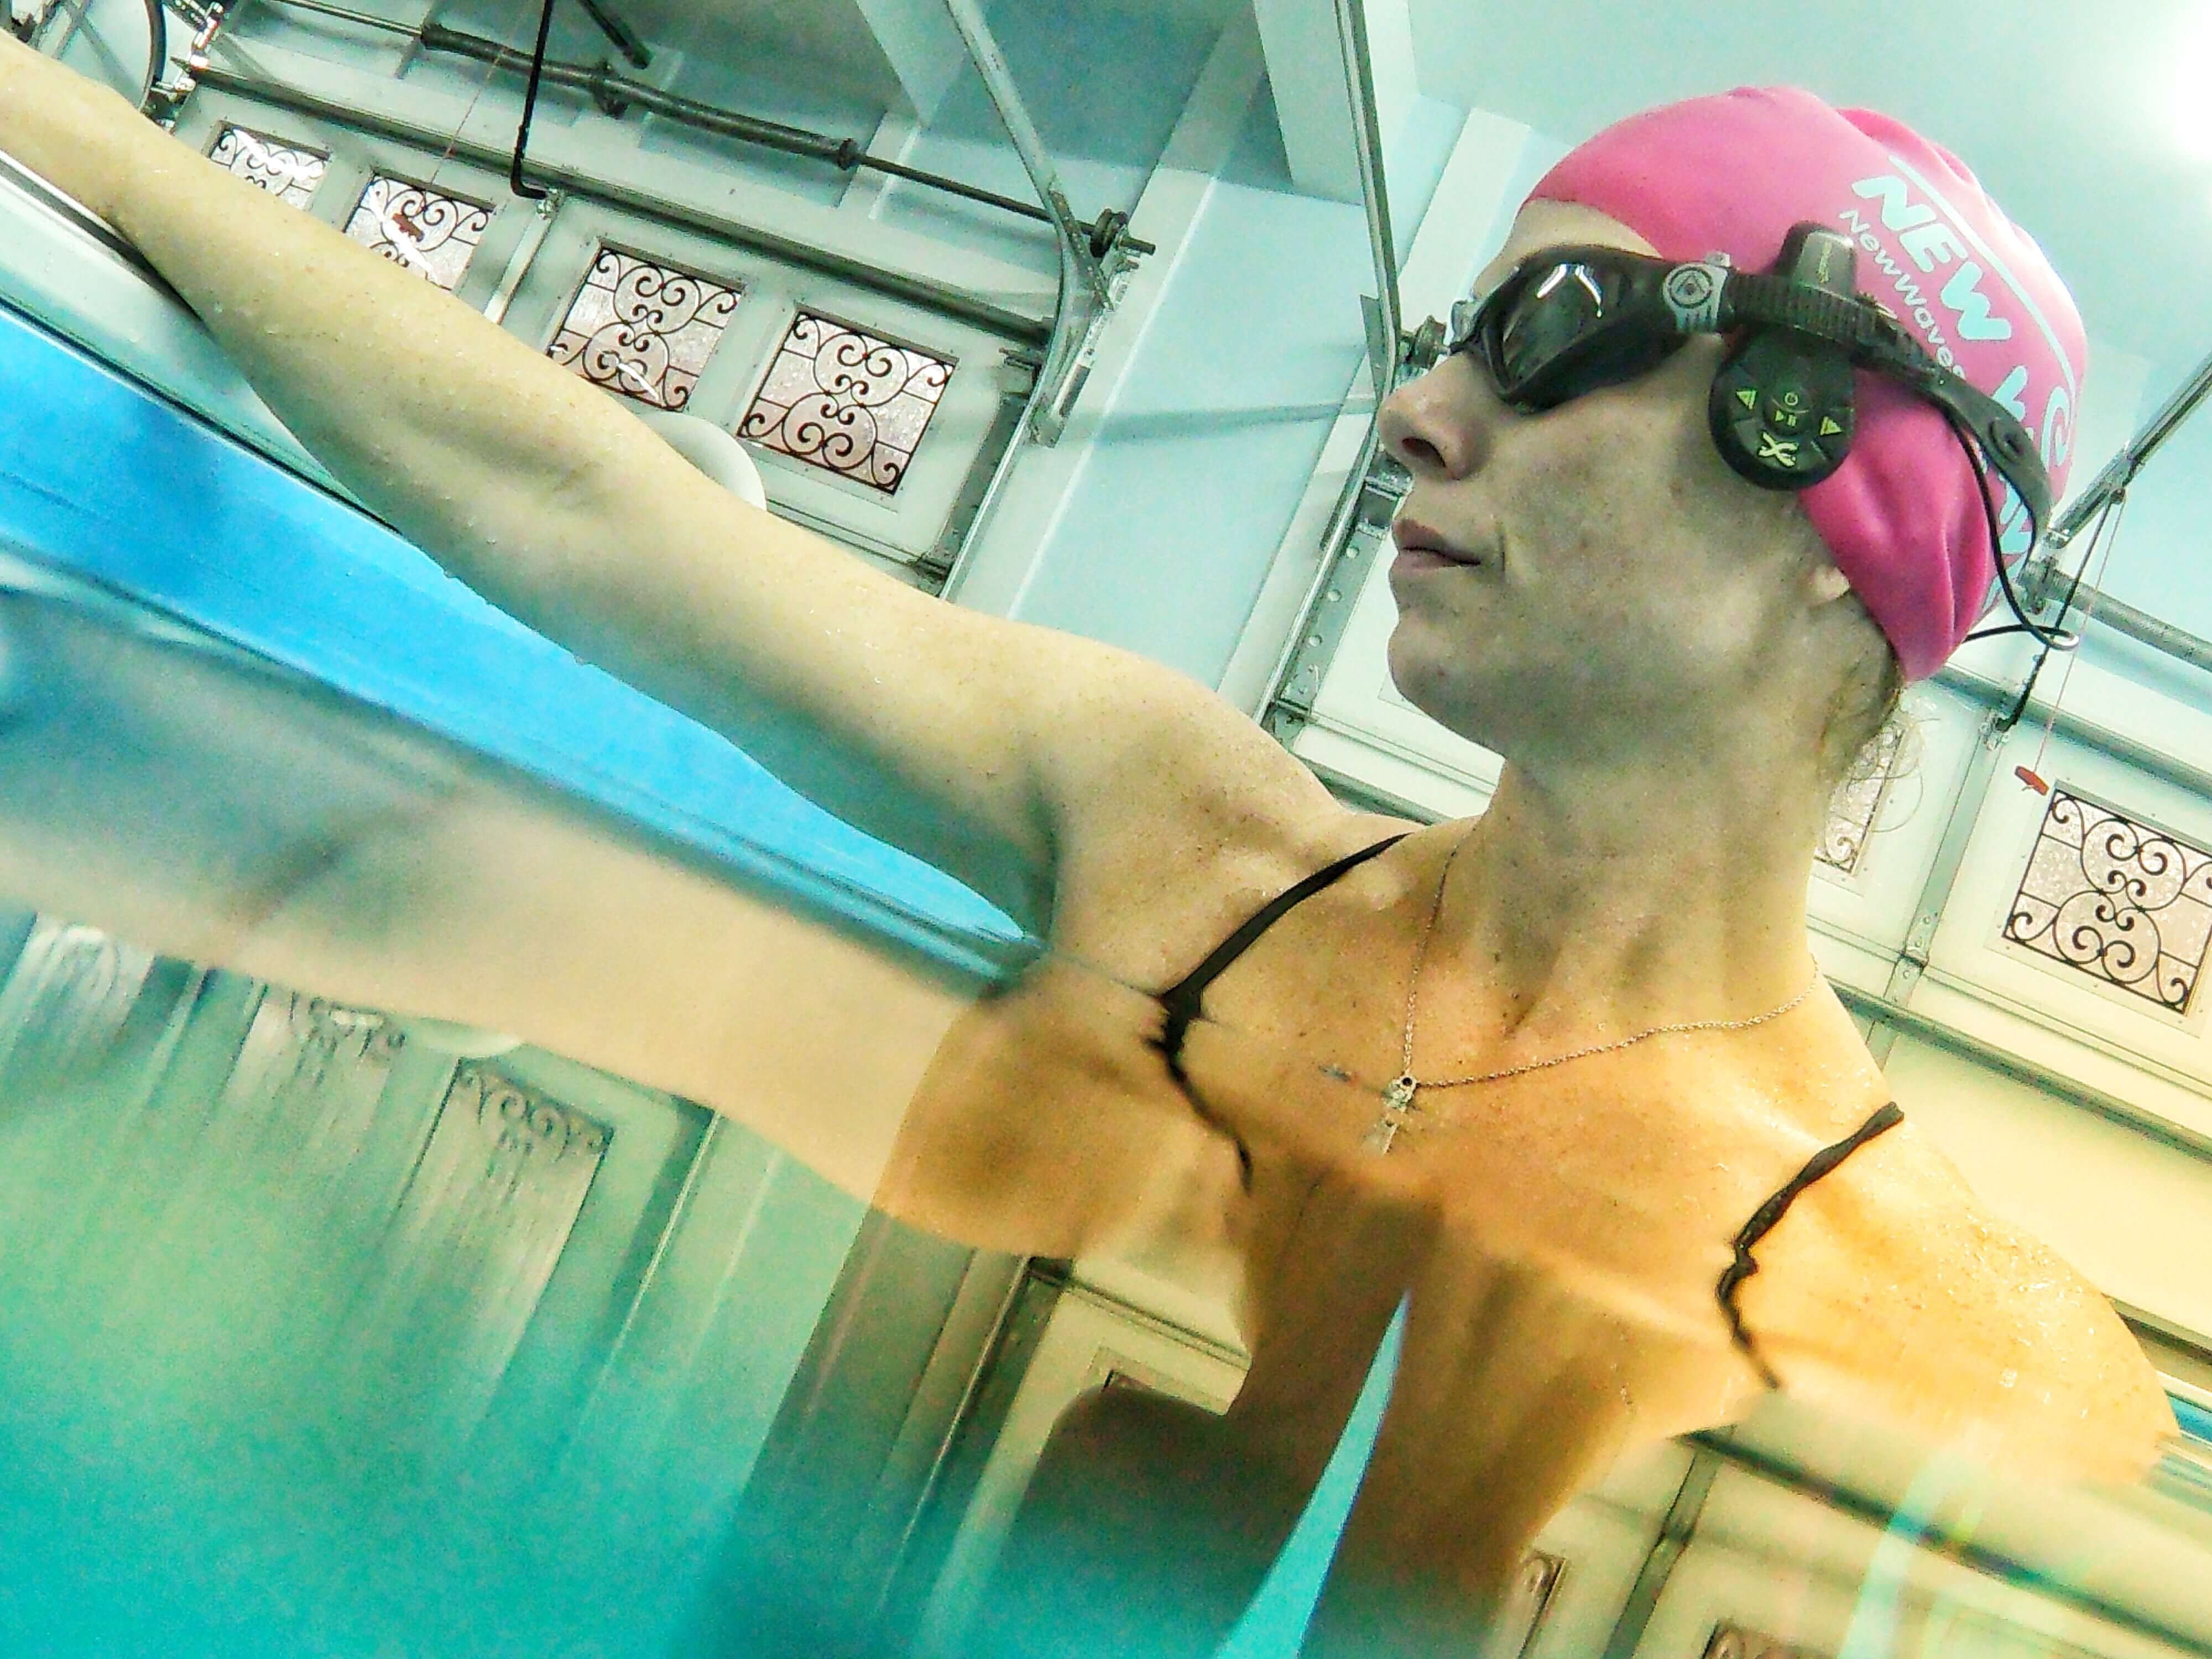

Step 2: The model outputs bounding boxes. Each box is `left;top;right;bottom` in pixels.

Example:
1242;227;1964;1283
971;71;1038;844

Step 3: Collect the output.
1442;221;2074;651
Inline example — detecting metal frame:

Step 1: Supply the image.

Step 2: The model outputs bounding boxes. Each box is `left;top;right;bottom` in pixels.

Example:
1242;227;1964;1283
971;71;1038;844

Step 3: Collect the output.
1250;0;1413;729
935;0;1139;457
1334;0;1401;409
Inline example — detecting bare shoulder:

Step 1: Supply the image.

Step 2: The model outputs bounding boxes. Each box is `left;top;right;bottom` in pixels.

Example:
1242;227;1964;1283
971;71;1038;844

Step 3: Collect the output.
1032;646;1411;964
1034;645;1344;847
1747;1120;2174;1483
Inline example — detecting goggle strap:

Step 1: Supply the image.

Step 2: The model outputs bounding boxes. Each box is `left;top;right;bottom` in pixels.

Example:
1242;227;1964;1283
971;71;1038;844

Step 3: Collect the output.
1718;271;1912;364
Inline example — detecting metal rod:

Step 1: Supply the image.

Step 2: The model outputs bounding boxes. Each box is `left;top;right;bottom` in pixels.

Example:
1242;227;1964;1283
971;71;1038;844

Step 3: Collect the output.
938;0;1111;307
2063;578;2212;675
1934;658;2212;812
186;62;1054;343
236;0;411;32
242;0;1151;253
2048;343;2212;550
1333;0;1400;406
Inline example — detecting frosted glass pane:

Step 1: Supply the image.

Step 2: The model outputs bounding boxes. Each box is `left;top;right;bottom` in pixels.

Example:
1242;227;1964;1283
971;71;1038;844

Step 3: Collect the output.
740;311;952;495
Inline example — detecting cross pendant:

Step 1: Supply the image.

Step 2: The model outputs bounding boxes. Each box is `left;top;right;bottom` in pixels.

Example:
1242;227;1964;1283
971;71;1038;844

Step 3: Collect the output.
1363;1074;1419;1156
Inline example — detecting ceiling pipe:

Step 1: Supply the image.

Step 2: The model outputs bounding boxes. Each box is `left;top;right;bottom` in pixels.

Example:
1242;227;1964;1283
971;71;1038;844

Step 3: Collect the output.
174;0;1152;257
2019;567;2212;677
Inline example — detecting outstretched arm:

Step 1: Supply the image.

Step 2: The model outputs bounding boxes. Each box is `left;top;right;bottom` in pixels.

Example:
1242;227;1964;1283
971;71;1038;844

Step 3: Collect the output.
0;37;1350;1249
0;36;1314;933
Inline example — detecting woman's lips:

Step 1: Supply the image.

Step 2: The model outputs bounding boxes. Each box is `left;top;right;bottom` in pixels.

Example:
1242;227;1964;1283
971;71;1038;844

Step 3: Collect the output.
1391;517;1482;572
1394;546;1463;574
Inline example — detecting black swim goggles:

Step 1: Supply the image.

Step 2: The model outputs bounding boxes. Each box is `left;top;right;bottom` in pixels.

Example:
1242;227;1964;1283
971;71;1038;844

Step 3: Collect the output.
1438;226;2069;650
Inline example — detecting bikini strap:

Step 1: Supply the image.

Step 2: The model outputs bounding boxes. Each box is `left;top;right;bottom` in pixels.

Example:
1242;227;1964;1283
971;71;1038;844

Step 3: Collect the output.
1155;833;1412;1075
1150;836;1411;1187
1718;1100;1906;1388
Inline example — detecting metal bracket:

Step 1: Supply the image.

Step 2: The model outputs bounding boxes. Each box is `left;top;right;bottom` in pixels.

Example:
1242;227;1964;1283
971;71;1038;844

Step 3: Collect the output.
1901;909;1941;967
146;0;225;125
1265;448;1408;732
480;186;562;327
1026;252;1133;446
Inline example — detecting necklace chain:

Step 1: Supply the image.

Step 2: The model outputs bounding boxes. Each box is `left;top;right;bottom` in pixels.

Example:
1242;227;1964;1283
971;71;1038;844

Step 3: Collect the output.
1368;830;1822;1152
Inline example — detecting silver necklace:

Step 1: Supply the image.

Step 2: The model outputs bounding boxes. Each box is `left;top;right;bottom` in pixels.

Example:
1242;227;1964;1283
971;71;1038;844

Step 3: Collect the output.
1362;832;1823;1155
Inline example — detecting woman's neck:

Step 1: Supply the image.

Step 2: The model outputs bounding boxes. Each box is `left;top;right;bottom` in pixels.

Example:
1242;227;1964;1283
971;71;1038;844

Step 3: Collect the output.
1427;757;1831;1053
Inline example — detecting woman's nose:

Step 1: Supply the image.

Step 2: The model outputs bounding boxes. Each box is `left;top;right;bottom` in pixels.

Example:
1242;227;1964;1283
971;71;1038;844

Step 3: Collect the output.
1378;356;1489;479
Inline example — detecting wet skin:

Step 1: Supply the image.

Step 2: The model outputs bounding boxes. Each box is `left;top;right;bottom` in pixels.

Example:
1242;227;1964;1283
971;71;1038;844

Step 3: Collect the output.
0;39;2176;1658
894;816;2173;1657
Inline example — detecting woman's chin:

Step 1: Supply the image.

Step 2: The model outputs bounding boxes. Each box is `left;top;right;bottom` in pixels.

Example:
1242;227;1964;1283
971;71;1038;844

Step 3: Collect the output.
1385;622;1458;708
1384;645;1512;753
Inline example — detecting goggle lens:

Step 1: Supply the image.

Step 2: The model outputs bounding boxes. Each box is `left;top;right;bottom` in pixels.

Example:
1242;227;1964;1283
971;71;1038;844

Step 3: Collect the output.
1498;262;1611;383
1447;253;1682;411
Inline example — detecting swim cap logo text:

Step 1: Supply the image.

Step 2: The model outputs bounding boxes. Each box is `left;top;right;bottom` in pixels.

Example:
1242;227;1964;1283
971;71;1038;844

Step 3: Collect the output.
1840;173;2051;555
1844;176;2015;350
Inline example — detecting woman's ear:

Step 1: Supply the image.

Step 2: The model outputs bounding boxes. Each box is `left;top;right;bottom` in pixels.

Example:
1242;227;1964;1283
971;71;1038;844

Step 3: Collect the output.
1805;561;1854;605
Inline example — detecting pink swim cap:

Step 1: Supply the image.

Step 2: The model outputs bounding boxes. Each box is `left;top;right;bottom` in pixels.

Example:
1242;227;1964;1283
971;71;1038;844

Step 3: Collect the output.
1528;86;2087;681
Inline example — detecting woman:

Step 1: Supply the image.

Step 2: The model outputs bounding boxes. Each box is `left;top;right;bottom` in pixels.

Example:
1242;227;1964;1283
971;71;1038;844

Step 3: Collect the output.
0;39;2176;1657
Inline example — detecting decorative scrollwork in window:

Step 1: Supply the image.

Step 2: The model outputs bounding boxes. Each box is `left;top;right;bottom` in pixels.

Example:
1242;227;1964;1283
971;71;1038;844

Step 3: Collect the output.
207;124;327;208
453;1062;611;1200
740;311;952;495
2005;788;2212;1014
276;990;405;1065
1817;718;1906;874
344;176;492;293
546;246;742;411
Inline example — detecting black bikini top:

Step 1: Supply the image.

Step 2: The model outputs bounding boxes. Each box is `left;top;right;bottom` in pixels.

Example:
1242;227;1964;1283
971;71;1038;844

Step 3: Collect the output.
1149;833;1903;1390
